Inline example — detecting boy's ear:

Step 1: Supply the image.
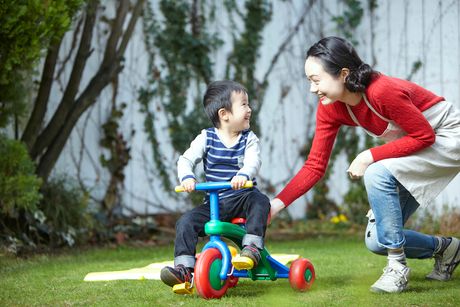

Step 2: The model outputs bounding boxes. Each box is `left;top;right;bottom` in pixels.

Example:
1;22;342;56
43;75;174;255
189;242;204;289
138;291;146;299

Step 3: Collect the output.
218;108;229;122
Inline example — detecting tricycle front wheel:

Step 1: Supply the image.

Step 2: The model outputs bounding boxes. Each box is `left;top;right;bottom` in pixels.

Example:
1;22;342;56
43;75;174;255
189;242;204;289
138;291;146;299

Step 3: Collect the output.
195;248;230;299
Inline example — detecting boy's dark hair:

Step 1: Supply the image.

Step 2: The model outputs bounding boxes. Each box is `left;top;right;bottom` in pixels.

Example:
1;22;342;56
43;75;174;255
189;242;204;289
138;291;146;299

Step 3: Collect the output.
203;80;247;128
306;36;376;92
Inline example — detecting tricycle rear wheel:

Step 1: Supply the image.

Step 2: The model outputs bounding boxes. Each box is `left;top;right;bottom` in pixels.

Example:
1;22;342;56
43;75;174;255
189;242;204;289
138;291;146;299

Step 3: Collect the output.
289;258;315;291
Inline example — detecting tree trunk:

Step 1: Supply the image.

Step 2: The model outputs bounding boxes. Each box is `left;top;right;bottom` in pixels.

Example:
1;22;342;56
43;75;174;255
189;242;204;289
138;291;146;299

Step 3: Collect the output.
29;0;99;159
21;39;63;152
28;0;145;182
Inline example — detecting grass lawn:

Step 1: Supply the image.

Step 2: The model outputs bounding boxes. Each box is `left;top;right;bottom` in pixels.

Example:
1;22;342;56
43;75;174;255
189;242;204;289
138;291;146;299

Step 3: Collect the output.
1;235;459;306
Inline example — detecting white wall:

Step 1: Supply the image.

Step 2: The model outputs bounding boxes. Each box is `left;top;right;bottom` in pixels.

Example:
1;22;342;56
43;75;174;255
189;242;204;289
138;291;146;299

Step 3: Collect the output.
53;0;460;219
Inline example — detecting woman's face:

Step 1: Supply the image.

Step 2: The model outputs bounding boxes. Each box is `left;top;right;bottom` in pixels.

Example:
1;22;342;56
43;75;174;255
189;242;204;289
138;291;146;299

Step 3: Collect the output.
305;56;347;105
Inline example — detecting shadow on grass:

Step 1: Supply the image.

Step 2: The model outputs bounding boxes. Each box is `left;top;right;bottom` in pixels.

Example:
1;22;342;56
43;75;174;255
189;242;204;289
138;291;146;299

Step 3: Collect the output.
315;274;354;287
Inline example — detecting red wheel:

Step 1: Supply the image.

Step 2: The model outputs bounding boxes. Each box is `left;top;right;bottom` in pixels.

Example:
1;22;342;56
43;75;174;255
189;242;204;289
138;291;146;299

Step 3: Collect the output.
227;275;239;288
194;248;230;299
289;258;315;291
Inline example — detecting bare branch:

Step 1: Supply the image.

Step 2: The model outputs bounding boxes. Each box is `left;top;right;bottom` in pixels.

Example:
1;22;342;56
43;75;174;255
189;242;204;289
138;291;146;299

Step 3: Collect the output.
101;0;130;67
116;0;145;59
261;0;315;85
55;14;85;81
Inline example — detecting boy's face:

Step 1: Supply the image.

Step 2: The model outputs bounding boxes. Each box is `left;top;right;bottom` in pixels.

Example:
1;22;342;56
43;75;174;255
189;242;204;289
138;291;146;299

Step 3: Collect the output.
228;91;251;131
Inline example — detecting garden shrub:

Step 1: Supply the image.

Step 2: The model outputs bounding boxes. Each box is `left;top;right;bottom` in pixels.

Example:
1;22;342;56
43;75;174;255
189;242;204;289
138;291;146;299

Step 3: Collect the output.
0;135;97;253
0;134;42;253
37;175;95;247
406;205;460;237
0;134;42;216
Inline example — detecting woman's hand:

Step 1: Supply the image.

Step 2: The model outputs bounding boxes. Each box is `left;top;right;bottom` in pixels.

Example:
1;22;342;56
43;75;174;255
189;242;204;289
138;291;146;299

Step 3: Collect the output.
269;198;286;222
180;178;196;192
347;149;374;180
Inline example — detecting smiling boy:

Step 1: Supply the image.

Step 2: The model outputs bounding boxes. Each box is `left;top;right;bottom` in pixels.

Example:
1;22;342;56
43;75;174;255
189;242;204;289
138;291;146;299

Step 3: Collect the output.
160;80;270;288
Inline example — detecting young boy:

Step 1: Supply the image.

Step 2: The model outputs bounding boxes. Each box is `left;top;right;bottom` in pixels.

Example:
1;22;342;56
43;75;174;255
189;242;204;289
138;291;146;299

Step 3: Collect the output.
160;80;271;287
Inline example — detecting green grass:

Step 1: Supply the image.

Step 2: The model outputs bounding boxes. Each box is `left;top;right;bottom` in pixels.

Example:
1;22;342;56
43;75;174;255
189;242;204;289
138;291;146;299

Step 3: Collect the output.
1;236;459;306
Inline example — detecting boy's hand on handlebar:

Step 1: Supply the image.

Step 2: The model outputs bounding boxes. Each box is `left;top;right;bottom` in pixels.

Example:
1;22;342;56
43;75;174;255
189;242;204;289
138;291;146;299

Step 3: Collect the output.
181;178;196;192
231;175;247;190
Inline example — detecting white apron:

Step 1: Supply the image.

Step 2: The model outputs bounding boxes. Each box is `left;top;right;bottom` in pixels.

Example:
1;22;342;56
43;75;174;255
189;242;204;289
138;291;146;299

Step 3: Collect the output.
346;95;460;207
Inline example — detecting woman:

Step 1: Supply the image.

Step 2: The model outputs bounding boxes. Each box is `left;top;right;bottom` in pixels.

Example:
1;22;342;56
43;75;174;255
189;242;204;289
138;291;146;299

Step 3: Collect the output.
270;36;460;293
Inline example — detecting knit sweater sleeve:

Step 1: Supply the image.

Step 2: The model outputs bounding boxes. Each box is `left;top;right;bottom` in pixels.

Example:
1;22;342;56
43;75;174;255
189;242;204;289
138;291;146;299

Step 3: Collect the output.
368;84;436;161
276;104;341;206
177;129;206;182
236;131;261;179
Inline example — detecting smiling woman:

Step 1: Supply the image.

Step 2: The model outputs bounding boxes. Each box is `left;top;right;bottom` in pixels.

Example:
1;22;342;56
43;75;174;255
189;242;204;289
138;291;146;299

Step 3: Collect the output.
269;36;460;294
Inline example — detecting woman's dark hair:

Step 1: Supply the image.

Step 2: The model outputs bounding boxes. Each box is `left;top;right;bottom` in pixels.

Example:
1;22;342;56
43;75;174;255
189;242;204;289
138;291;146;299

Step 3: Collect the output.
203;80;247;128
306;36;375;92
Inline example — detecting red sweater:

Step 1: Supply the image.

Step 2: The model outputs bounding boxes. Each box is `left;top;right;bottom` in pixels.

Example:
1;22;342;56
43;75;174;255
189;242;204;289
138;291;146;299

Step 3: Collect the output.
276;74;444;206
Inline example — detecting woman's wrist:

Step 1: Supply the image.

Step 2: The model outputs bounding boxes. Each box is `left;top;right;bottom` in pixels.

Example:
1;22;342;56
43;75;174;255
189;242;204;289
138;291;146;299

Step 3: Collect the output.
270;198;286;218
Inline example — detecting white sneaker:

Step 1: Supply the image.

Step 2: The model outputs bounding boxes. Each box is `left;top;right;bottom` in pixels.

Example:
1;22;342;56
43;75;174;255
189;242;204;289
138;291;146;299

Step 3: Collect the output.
426;237;460;281
370;261;410;293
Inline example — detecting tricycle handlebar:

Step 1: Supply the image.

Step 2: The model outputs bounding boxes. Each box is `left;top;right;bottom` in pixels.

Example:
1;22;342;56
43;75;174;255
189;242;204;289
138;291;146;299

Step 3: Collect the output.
175;181;253;193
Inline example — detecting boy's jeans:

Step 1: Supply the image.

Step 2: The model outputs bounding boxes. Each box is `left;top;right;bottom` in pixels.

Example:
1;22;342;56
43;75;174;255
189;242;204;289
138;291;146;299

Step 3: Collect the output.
174;188;270;268
363;162;436;259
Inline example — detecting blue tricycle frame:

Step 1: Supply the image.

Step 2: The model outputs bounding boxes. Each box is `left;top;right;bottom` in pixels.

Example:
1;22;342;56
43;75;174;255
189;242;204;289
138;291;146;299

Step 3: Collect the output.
175;181;315;299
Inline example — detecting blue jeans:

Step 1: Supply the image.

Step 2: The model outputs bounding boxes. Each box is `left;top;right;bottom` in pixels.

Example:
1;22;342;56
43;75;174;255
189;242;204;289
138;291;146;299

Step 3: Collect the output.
174;188;270;268
363;162;437;259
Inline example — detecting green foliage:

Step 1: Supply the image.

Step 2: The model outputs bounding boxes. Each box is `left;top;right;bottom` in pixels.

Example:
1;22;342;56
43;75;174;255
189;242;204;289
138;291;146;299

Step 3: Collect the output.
99;102;134;220
140;0;221;195
307;127;360;220
100;103;133;184
331;0;363;45
342;183;369;224
148;0;220;153
37;175;94;247
407;60;423;81
0;0;83;127
225;0;272;135
406;205;460;237
0;134;42;216
0;138;94;251
139;0;271;199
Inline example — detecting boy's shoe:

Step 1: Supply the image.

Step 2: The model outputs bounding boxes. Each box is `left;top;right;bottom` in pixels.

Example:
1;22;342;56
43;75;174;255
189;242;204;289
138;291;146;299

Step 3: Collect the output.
231;244;261;270
370;261;410;293
160;264;193;287
426;237;460;281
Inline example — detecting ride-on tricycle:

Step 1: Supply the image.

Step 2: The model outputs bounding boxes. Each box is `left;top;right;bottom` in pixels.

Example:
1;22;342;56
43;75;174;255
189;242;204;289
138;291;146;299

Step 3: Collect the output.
173;181;315;299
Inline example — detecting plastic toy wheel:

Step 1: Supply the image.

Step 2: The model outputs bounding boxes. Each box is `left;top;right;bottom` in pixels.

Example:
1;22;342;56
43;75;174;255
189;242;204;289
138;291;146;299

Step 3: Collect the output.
289;258;315;291
227;275;239;288
195;248;230;299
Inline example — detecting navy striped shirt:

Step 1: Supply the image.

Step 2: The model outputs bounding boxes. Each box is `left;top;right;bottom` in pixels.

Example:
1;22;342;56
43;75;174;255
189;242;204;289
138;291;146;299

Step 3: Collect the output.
177;128;261;200
203;128;257;199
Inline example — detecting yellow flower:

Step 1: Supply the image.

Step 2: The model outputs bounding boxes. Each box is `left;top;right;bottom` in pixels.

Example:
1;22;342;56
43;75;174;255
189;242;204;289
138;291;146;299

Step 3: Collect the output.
330;214;348;224
330;216;340;224
339;214;348;222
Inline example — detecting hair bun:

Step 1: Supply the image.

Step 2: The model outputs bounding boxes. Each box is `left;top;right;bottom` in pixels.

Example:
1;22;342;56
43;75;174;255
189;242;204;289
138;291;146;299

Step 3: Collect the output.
307;37;375;93
345;63;373;92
